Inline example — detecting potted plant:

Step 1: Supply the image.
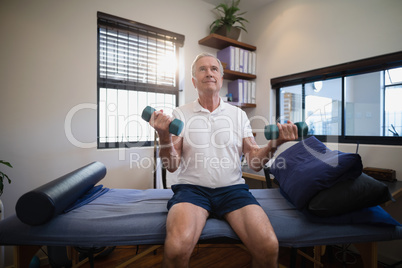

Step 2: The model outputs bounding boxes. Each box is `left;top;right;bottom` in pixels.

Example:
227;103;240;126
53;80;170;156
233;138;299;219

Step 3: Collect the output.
0;161;11;268
209;0;248;40
0;160;12;197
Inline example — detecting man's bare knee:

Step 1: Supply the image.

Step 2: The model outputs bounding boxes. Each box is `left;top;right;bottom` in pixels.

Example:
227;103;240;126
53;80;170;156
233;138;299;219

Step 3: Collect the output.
252;235;279;267
163;235;194;268
165;229;197;254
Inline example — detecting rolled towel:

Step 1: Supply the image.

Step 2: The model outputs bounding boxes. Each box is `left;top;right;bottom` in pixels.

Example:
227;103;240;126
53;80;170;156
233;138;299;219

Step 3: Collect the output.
64;185;109;213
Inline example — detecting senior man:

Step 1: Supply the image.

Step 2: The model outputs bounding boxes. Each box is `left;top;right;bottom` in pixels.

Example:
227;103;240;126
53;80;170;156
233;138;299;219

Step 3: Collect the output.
149;52;298;268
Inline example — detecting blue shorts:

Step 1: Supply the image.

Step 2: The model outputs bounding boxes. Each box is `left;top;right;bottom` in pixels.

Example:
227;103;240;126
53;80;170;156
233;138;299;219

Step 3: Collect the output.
167;184;260;219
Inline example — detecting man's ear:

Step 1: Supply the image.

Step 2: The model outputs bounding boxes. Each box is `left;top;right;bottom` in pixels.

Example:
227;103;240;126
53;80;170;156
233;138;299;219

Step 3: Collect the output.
218;75;223;84
192;77;197;88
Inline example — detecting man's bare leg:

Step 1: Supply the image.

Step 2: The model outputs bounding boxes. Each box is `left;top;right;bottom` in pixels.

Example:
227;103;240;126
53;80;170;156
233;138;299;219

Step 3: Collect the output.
162;202;209;268
226;205;279;268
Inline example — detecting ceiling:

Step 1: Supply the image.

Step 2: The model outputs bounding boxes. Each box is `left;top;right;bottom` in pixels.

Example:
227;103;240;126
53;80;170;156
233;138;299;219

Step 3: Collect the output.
202;0;276;13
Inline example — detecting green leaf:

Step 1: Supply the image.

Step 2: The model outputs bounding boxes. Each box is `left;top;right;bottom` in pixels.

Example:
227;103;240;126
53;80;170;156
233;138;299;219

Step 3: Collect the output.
0;159;12;194
0;160;12;168
0;172;11;184
4;173;11;184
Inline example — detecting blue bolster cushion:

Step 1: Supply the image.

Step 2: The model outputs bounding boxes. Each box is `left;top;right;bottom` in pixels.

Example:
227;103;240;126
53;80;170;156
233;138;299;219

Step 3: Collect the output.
270;136;363;210
270;137;400;226
15;161;106;226
308;172;394;216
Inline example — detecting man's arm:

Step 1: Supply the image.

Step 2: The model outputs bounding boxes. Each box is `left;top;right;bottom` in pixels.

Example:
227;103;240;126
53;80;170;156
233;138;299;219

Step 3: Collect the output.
149;110;183;172
243;121;298;172
158;134;182;172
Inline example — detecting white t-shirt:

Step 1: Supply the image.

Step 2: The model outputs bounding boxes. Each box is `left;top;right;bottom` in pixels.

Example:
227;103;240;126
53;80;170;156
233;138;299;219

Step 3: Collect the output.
172;99;254;188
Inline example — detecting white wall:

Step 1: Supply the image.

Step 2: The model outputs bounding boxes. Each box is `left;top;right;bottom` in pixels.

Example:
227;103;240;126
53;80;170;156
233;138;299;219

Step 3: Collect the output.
244;0;402;263
0;0;217;265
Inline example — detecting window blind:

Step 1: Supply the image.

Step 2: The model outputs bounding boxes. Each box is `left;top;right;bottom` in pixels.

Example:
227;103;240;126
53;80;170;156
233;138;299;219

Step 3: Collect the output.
97;12;184;148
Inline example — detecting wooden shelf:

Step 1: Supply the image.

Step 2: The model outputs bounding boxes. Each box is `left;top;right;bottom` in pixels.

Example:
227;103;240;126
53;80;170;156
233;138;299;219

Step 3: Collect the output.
199;34;256;51
223;69;256;80
227;102;256;108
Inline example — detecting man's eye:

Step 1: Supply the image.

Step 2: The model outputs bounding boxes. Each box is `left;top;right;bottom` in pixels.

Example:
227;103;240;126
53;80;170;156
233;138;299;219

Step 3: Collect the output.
200;67;206;71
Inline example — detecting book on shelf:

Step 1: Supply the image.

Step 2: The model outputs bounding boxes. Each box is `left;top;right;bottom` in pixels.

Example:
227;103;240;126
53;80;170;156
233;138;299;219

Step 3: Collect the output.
217;46;235;71
217;46;256;75
228;79;256;104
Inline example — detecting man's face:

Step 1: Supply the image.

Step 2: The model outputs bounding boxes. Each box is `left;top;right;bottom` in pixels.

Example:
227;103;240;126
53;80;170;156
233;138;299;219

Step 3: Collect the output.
192;56;223;96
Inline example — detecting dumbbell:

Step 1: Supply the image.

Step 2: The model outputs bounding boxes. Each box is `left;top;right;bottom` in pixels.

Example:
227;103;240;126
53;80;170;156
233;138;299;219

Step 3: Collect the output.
141;106;184;136
264;122;308;140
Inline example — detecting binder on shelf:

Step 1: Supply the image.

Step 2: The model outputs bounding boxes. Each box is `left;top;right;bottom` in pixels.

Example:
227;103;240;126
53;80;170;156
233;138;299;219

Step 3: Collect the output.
251;81;256;103
247;80;252;103
217;46;235;71
217;47;256;75
234;47;240;72
239;49;244;73
251;52;256;75
243;80;249;103
243;50;249;75
228;79;244;103
228;79;256;104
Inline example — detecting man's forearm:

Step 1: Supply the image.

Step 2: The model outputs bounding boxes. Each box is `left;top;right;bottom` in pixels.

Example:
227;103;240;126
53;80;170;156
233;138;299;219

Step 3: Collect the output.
247;143;277;172
158;134;181;172
246;136;289;172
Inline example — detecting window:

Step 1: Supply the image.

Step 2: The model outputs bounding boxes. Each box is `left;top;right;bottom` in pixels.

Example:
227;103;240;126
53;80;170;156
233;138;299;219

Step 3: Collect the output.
272;51;402;145
97;12;184;148
279;80;342;136
384;67;402;137
344;72;382;137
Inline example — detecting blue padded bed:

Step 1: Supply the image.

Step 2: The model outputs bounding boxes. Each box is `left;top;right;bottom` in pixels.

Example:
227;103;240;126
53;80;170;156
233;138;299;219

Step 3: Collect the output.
1;160;402;267
1;188;401;248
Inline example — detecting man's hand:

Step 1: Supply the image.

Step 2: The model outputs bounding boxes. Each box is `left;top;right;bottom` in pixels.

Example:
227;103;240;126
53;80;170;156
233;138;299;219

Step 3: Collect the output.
275;120;298;147
243;120;299;172
149;109;183;172
149;109;173;139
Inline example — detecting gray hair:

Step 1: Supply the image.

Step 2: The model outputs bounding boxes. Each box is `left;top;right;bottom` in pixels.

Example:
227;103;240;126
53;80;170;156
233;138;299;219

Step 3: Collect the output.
191;52;224;78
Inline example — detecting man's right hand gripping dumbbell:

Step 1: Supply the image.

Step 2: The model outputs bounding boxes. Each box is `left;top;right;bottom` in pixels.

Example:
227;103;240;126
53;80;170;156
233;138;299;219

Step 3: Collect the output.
141;106;184;136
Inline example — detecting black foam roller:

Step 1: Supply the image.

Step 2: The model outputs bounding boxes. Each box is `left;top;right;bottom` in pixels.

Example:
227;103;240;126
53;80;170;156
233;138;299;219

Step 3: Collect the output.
15;161;106;226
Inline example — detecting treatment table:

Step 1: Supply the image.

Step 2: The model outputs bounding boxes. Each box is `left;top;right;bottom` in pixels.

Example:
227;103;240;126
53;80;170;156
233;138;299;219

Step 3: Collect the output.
0;162;401;267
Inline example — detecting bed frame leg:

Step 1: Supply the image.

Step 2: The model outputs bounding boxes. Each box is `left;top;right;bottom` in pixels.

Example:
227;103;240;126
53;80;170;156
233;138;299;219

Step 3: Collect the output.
296;246;324;268
13;245;42;268
115;245;162;268
313;245;322;268
354;242;377;268
289;247;297;268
